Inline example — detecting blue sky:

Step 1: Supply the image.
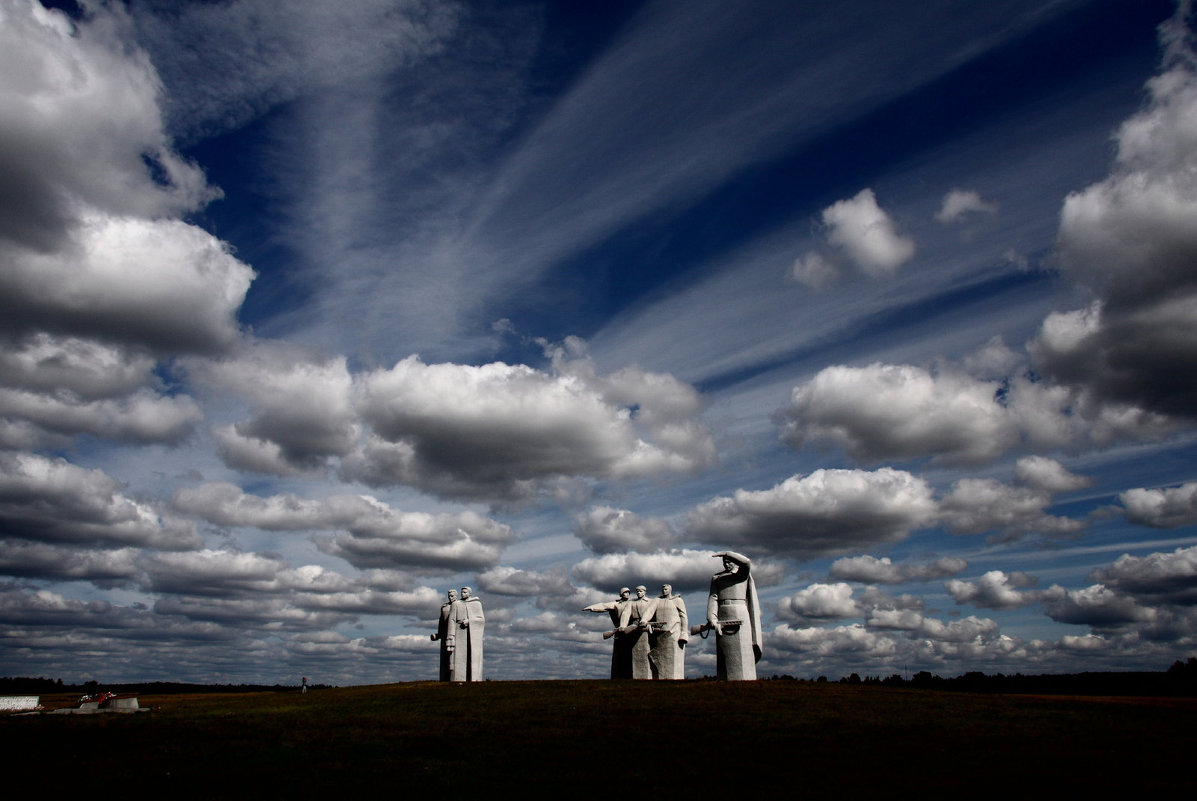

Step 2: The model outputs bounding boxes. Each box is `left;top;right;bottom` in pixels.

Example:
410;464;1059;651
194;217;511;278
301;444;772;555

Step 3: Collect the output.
3;0;1197;684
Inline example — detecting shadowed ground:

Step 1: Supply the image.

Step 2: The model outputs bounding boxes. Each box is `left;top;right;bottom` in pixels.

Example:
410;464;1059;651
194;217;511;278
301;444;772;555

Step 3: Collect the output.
2;681;1193;797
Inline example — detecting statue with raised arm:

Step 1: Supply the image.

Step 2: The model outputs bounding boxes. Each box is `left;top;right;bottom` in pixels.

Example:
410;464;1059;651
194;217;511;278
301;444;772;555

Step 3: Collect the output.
430;588;458;681
648;583;688;680
584;587;632;678
705;551;761;680
448;586;485;681
619;585;658;680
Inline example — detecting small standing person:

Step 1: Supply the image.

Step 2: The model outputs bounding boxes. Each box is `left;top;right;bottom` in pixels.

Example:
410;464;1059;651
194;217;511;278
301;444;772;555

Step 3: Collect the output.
449;586;485;681
301;676;308;694
706;551;762;680
649;584;688;680
430;589;458;682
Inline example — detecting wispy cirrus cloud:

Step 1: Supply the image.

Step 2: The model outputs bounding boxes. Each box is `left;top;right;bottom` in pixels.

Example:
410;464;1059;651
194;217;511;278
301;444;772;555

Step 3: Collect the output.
935;188;998;223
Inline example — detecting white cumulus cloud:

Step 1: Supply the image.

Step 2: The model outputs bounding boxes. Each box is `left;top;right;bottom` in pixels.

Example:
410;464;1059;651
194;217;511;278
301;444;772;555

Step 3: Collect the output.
0;452;200;550
945;570;1037;609
777;582;861;620
829;554;968;584
1119;482;1197;528
822;188;915;276
687;468;937;560
573;506;677;555
348;352;712;500
1033;12;1197;419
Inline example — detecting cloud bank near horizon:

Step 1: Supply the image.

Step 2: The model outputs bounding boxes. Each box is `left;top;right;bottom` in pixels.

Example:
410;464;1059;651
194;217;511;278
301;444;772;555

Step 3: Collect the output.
1;0;1195;684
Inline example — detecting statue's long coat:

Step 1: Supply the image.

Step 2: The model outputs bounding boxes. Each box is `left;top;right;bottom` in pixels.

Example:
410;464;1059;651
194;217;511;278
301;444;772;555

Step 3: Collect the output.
448;596;485;681
707;559;762;681
619;597;658;680
435;600;455;681
649;594;688;680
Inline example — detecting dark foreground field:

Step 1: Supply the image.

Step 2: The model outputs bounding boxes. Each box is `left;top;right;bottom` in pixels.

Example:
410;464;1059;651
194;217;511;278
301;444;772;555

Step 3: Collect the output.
3;681;1194;797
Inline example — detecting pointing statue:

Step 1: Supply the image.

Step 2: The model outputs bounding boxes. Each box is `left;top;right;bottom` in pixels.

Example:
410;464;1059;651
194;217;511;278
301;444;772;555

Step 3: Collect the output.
448;586;485;681
648;583;688;680
701;551;761;680
584;587;632;679
430;588;458;681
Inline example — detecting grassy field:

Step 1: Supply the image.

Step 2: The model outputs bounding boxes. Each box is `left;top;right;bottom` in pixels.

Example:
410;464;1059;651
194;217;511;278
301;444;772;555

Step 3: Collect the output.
3;681;1194;797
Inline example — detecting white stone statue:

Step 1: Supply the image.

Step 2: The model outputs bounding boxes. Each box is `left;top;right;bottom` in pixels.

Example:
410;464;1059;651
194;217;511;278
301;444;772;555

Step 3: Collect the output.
704;551;761;680
430;589;458;682
448;586;485;681
619;585;658;680
648;583;688;680
584;587;632;679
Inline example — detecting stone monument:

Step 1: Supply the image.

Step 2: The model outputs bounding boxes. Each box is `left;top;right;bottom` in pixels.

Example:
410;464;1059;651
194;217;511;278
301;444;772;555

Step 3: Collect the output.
584;587;632;679
648;583;688;680
704;551;761;680
448;586;485;681
621;585;658;680
430;588;458;681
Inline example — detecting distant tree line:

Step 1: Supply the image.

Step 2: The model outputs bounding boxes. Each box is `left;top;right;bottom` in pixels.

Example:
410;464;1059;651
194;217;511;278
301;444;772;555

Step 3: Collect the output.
7;660;1196;696
0;677;333;695
764;657;1197;696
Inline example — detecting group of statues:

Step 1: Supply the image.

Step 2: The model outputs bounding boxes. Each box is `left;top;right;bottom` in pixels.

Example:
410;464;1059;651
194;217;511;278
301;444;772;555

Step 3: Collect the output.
430;586;485;682
430;551;761;682
585;583;687;679
584;551;761;681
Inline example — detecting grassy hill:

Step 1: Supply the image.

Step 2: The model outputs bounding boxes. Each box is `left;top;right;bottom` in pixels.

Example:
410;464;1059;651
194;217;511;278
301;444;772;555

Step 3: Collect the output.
3;680;1193;796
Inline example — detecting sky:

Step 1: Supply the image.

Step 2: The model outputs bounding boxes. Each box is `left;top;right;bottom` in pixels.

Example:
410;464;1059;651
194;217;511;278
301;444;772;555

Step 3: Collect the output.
2;0;1197;685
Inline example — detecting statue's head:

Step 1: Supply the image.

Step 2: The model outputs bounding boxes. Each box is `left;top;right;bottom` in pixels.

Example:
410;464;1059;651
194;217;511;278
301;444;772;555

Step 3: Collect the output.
722;557;737;573
635;585;647;599
619;587;631;600
447;589;457;601
460;586;472;599
660;584;673;598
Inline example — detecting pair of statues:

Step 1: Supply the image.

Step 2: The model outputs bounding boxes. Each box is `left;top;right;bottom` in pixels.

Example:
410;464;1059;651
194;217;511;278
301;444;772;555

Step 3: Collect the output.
431;587;485;682
585;551;762;681
585;583;689;680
